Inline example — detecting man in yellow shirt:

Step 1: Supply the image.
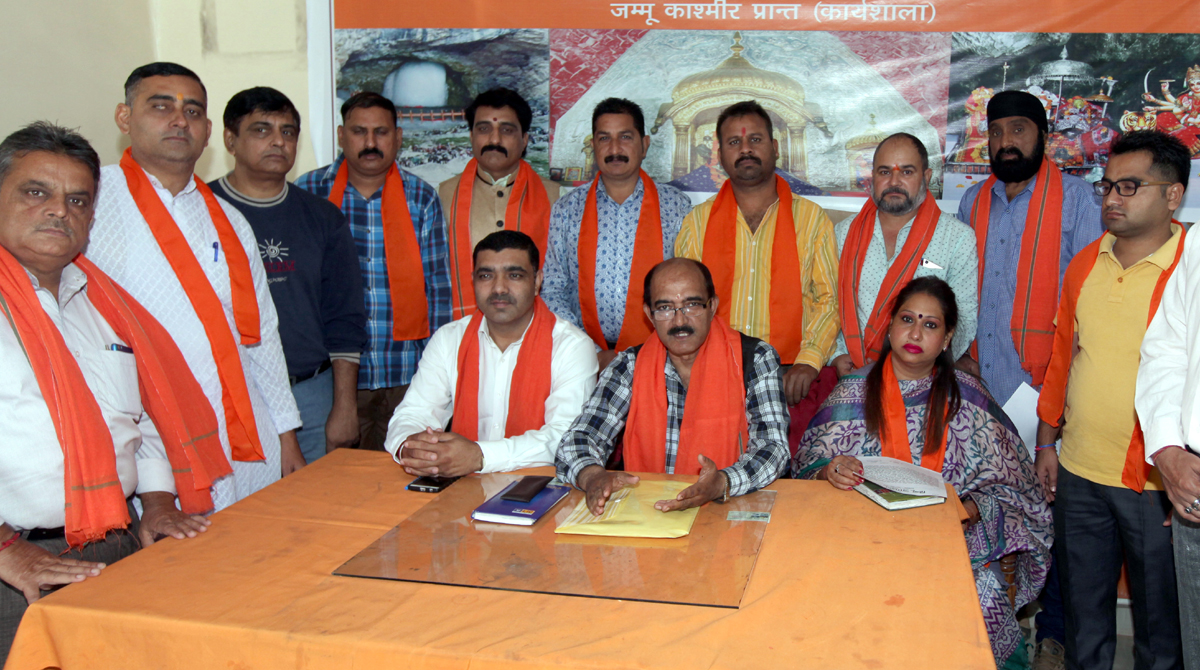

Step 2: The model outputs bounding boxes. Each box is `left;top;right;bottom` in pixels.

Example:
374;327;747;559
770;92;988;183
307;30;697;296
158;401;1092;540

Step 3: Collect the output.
674;100;838;448
1035;130;1188;669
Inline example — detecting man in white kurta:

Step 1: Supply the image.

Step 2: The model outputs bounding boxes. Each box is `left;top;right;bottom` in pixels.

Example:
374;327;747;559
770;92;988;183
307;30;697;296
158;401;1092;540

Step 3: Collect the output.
87;63;301;508
384;231;598;475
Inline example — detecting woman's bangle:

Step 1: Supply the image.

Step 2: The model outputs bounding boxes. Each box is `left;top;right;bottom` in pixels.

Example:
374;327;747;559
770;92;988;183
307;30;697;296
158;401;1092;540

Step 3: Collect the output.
1035;443;1057;451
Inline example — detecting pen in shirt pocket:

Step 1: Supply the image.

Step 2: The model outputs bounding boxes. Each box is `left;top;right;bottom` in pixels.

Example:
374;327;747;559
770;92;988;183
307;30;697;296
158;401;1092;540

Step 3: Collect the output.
107;343;134;354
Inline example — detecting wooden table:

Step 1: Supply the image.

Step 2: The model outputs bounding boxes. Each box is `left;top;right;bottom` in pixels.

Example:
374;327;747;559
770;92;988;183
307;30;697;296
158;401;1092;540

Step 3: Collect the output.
5;450;993;669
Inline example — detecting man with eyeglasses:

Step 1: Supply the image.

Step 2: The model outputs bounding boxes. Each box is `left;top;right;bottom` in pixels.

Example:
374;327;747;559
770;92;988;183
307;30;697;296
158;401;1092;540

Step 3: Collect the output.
384;231;596;477
1038;130;1188;669
955;90;1103;670
1135;131;1200;668
555;257;790;515
438;88;560;321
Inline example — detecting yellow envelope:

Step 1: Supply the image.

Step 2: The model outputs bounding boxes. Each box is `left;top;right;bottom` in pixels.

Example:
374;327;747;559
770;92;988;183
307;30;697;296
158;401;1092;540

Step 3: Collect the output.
554;480;700;539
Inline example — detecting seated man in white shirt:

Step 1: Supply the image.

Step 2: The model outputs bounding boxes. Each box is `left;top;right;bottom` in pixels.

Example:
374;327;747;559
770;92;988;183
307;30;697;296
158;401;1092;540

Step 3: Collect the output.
0;123;224;661
385;230;598;477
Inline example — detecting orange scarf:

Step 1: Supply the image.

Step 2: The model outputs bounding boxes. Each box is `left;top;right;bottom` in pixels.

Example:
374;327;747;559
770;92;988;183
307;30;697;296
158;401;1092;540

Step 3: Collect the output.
578;171;661;351
119;149;264;462
0;248;231;547
1036;225;1185;492
447;159;551;319
702;175;804;363
879;355;948;473
452;298;556;440
327;160;430;341
840;194;943;369
624;318;749;474
969;159;1064;385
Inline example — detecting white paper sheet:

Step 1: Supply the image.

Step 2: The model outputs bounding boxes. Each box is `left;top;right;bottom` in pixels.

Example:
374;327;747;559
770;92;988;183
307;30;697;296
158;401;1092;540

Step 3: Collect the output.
1002;382;1041;459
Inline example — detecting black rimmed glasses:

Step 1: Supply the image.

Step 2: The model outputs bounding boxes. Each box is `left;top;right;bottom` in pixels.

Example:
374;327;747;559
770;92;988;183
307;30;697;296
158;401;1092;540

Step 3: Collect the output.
1093;178;1174;197
650;300;710;321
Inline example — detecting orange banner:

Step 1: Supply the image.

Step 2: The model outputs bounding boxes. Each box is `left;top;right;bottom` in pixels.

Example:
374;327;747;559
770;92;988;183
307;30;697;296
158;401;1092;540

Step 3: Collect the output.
336;0;1198;34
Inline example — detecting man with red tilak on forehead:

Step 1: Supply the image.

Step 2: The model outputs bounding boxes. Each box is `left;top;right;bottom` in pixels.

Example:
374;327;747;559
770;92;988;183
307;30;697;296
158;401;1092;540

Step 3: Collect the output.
831;132;977;378
438;88;559;321
674;100;840;451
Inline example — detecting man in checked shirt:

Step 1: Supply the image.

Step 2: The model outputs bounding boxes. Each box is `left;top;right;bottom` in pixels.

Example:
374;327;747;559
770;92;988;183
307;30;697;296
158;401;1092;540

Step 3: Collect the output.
555;258;789;514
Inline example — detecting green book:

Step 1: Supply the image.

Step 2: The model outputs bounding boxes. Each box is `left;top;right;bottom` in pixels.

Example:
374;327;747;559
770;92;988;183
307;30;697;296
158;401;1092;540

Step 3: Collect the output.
854;480;945;511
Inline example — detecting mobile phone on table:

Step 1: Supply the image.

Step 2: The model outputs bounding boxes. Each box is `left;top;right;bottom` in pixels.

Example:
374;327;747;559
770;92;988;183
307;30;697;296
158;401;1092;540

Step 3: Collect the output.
406;475;461;493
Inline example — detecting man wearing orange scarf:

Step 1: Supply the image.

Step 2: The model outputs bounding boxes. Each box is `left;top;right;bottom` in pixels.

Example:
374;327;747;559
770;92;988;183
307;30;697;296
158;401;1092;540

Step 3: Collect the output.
0;124;222;660
954;91;1103;667
1035;132;1188;670
832;133;977;377
542;98;692;370
88;63;303;510
555;258;789;515
297;92;452;452
674;101;839;449
438;88;559;320
384;231;597;477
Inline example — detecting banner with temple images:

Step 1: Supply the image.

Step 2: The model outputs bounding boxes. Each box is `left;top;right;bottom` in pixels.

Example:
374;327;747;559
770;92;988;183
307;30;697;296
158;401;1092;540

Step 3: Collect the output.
327;0;1200;205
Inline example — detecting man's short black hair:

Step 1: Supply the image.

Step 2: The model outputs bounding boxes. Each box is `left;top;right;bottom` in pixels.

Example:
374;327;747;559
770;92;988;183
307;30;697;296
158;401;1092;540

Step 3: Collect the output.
465;88;533;135
224;87;301;134
473;230;540;271
876;132;930;172
124;62;206;106
592;98;645;137
340;91;397;126
0;122;100;193
1110;130;1191;192
642;258;716;307
716;100;773;143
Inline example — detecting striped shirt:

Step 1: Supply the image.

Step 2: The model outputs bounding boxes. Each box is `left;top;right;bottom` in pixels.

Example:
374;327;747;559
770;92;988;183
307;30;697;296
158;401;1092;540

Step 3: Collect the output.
674;193;840;369
296;156;452;389
554;338;790;497
956;173;1102;404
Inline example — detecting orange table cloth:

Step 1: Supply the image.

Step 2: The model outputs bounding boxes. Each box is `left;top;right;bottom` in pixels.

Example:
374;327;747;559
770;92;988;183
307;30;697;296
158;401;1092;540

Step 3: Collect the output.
5;450;993;669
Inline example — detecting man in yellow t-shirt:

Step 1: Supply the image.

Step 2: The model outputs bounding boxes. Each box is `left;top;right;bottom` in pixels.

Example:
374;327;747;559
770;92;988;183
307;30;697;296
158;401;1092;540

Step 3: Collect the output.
1035;130;1188;669
674;100;838;449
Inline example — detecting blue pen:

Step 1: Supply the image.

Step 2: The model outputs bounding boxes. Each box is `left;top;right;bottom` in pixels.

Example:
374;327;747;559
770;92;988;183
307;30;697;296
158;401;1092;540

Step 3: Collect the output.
212;242;219;262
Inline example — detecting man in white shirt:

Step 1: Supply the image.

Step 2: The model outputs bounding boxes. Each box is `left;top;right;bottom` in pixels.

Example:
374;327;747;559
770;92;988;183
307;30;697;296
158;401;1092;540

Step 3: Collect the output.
1135;146;1200;668
0;123;216;661
385;231;597;476
87;62;303;509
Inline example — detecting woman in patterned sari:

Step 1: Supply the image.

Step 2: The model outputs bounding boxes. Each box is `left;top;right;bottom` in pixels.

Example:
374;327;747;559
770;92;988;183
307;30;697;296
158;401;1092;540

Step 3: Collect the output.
793;277;1051;670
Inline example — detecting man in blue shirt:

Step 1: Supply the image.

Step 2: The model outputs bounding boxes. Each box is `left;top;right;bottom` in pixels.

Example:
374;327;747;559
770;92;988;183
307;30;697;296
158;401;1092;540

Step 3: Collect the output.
296;92;451;452
542;98;692;368
211;87;366;464
956;89;1102;670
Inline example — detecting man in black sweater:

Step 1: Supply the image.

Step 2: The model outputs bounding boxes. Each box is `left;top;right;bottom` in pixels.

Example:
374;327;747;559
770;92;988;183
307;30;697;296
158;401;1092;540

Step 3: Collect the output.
210;87;366;463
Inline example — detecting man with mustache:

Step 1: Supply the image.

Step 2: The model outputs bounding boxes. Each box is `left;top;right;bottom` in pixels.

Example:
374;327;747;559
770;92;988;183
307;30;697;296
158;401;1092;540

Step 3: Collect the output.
556;257;789;514
0;122;227;662
210;87;366;465
1038;130;1188;670
674;100;838;452
831;133;977;378
542;98;692;369
296;92;452;453
384;231;597;477
954;89;1102;670
88;62;304;507
438;88;559;320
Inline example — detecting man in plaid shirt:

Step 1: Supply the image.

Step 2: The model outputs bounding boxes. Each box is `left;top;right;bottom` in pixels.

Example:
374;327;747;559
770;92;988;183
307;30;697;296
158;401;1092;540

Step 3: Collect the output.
555;258;789;514
296;93;451;451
